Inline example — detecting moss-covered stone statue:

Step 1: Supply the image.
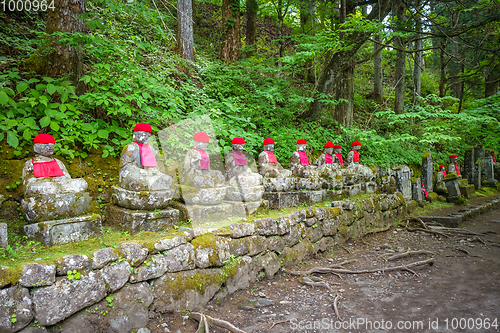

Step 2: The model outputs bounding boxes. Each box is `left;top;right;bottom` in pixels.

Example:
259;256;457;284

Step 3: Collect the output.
113;123;175;210
290;139;322;190
447;154;461;176
333;144;344;166
258;138;295;192
21;134;90;222
225;137;264;202
346;140;361;165
434;164;448;194
181;131;227;204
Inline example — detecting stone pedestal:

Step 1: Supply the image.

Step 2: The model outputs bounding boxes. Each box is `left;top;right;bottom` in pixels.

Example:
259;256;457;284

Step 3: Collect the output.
444;176;462;202
296;178;323;190
343;184;361;197
186;203;233;227
105;205;179;234
181;186;228;205
225;186;265;202
22;192;91;223
459;185;475;198
262;178;296;192
394;166;412;200
227;200;268;217
421;151;434;193
263;190;325;209
24;215;102;246
322;178;343;191
112;186;175;210
363;181;377;194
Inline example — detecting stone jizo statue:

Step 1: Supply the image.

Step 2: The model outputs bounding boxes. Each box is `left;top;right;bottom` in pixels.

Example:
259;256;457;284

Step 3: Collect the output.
346;140;361;165
22;134;87;197
491;150;496;163
258;138;292;178
313;142;335;169
182;131;225;188
333;145;344;166
119;123;173;192
447;154;461;176
225;137;262;187
290;139;318;178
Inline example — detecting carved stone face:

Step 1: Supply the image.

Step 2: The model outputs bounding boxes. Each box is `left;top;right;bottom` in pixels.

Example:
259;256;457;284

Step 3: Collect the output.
133;131;151;144
193;141;209;150
324;147;333;155
334;148;342;154
440;166;446;171
449;157;458;164
232;144;244;153
352;145;361;151
296;144;306;152
264;144;274;152
34;143;54;157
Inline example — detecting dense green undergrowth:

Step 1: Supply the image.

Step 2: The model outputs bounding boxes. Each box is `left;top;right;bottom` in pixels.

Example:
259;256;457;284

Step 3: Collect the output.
1;2;500;169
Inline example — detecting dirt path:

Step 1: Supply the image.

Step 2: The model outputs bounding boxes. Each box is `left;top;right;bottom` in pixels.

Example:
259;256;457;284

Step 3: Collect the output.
156;207;500;333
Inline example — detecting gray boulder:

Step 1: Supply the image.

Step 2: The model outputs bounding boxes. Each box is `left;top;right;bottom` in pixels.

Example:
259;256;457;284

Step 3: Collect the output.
0;286;33;333
92;248;118;269
19;263;56;287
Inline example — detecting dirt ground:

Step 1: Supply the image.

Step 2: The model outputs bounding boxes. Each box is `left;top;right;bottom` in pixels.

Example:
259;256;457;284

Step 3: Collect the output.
154;202;500;333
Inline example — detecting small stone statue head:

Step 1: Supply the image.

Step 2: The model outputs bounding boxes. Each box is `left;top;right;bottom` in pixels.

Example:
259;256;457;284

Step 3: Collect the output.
296;139;307;152
232;137;245;153
334;144;342;154
193;131;209;150
449;154;458;164
133;123;152;144
33;134;55;157
351;140;361;151
439;164;446;171
263;138;275;152
324;142;334;155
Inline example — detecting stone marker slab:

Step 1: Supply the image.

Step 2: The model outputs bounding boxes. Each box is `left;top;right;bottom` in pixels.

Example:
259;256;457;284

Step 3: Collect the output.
22;192;91;223
186;203;233;226
24;215;102;246
0;223;7;249
112;186;175;210
105;205;179;234
395;166;412;200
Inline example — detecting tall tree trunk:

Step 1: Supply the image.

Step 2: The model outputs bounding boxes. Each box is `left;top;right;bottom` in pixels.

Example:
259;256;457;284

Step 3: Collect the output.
413;0;422;106
394;2;406;114
177;0;194;60
484;66;499;98
245;0;258;57
221;0;241;62
299;0;393;121
276;0;285;67
25;0;86;94
334;0;355;126
439;41;447;97
373;35;383;104
300;0;317;83
449;39;462;99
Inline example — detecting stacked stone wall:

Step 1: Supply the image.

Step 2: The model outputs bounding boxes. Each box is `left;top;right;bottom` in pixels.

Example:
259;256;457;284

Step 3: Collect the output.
0;193;413;333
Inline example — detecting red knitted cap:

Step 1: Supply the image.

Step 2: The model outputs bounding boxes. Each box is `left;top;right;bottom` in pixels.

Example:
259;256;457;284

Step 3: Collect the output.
324;142;334;148
263;138;275;145
352;140;361;146
492;150;495;153
134;123;152;133
194;132;210;142
34;134;55;144
232;137;245;144
334;144;342;149
439;165;445;168
449;154;458;158
297;139;307;145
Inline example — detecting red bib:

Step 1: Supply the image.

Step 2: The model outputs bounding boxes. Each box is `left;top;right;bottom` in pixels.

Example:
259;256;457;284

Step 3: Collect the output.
335;153;344;166
453;163;460;176
493;157;497;162
33;159;64;178
441;170;447;177
265;151;277;163
352;150;359;163
323;153;332;164
233;152;247;166
194;149;209;170
297;151;309;166
421;184;428;197
133;141;157;167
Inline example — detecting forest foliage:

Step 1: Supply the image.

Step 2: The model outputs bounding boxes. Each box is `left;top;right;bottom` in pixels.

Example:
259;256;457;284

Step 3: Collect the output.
0;0;499;167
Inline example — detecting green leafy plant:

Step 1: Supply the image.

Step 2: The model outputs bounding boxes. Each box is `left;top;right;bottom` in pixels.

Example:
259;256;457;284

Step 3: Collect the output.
67;270;81;280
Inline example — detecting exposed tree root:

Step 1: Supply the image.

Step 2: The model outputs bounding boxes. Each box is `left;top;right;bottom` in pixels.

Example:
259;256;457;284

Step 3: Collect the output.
269;319;290;329
333;295;342;321
286;258;434;276
446;254;482;258
299;277;335;292
365;224;391;235
385;250;435;261
191;312;248;333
